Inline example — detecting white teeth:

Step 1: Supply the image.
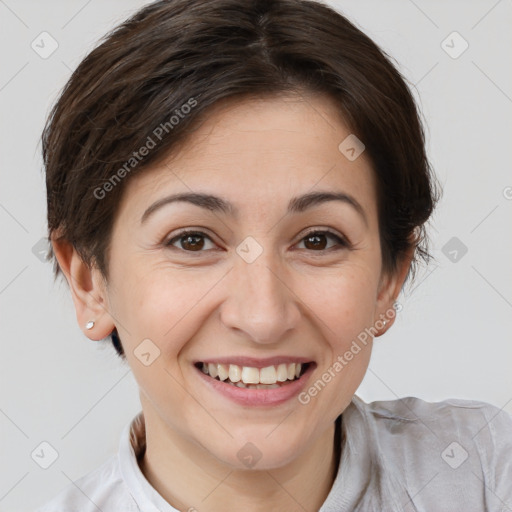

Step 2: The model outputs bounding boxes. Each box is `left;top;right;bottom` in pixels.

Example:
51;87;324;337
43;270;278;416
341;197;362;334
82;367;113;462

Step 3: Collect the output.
201;362;306;385
228;364;241;383
217;364;229;381
208;363;218;379
241;366;260;384
276;363;288;382
259;365;277;384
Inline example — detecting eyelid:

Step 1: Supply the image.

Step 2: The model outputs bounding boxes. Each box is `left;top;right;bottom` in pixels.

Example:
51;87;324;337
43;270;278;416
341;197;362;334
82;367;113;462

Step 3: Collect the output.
165;228;217;249
165;227;351;253
300;227;351;246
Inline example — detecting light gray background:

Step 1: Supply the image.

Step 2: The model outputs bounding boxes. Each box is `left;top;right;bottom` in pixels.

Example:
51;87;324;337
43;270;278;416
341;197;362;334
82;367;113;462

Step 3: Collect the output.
1;1;511;510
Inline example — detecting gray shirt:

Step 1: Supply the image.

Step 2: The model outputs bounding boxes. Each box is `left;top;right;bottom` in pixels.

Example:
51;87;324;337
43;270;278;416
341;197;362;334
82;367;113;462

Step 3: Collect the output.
35;394;512;511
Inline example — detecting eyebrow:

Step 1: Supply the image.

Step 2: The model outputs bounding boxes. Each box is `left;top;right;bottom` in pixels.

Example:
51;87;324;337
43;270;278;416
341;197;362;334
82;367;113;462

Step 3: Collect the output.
140;190;368;226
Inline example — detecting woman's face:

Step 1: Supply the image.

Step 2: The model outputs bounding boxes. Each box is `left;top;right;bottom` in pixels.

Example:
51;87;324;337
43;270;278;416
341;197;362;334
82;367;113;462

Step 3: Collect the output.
89;94;406;469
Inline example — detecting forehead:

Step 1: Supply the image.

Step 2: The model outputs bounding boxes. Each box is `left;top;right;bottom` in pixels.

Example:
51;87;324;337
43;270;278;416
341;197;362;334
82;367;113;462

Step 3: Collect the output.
117;94;378;224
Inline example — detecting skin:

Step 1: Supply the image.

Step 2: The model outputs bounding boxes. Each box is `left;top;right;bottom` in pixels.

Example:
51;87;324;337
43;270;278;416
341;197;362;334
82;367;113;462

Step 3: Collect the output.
53;93;413;512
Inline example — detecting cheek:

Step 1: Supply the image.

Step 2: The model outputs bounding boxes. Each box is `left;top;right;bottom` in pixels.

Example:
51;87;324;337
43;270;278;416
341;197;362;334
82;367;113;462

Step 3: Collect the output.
299;268;378;411
293;268;377;430
296;263;379;345
110;268;209;415
110;265;215;356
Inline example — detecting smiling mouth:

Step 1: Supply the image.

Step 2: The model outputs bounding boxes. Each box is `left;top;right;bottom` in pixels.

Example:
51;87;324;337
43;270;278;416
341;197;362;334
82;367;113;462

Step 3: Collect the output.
194;362;312;389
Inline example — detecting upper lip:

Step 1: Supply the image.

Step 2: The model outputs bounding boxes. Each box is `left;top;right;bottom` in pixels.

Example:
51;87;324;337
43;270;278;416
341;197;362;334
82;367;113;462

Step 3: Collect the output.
196;356;314;368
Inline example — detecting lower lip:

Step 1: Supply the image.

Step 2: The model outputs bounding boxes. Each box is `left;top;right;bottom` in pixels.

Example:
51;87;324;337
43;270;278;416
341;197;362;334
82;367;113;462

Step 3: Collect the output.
195;364;315;406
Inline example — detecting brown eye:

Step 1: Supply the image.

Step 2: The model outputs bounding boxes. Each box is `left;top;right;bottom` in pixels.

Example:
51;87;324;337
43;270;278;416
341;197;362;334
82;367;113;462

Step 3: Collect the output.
166;230;214;252
298;230;348;251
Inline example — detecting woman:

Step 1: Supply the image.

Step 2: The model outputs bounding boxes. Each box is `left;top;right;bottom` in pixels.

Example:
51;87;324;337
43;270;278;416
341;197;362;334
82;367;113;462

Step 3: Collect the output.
35;0;512;510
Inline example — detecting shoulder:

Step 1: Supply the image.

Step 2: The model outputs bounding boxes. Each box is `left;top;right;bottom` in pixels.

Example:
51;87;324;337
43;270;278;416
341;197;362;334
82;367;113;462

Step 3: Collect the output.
34;454;139;512
361;394;512;427
348;395;512;510
358;394;512;456
362;394;512;441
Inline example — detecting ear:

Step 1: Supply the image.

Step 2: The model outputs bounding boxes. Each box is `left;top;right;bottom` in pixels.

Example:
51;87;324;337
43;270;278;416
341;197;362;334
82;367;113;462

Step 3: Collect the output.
374;245;415;337
52;235;115;341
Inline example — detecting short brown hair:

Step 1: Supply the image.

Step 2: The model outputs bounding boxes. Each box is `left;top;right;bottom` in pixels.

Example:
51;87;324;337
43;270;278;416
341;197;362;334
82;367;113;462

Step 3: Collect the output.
42;0;441;359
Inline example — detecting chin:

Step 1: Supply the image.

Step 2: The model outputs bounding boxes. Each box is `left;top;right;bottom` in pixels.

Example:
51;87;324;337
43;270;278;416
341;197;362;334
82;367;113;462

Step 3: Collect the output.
203;427;310;471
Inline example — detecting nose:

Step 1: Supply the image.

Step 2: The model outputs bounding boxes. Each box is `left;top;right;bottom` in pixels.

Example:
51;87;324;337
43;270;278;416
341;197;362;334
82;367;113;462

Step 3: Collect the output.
219;245;301;345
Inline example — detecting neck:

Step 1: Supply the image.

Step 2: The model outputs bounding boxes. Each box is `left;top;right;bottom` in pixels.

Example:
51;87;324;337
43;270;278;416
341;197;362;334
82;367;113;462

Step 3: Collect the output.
138;410;339;512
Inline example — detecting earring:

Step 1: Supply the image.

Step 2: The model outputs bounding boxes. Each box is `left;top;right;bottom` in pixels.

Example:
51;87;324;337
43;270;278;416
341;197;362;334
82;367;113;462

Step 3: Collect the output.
382;320;387;326
85;320;95;330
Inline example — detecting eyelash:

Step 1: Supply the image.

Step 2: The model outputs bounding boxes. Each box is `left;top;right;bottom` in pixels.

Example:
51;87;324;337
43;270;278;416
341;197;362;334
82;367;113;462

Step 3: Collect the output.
165;228;351;254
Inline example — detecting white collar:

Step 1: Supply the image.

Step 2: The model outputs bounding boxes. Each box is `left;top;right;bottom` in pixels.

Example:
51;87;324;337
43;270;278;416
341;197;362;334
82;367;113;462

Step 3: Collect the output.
116;396;375;512
118;410;179;512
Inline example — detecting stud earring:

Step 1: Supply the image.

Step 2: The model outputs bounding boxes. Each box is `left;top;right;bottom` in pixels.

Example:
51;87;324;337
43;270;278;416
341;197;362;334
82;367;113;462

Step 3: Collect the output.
85;320;95;330
382;320;387;326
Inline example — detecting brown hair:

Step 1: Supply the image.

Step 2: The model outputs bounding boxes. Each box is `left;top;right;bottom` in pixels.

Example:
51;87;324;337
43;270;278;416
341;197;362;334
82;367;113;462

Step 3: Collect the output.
42;0;441;359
